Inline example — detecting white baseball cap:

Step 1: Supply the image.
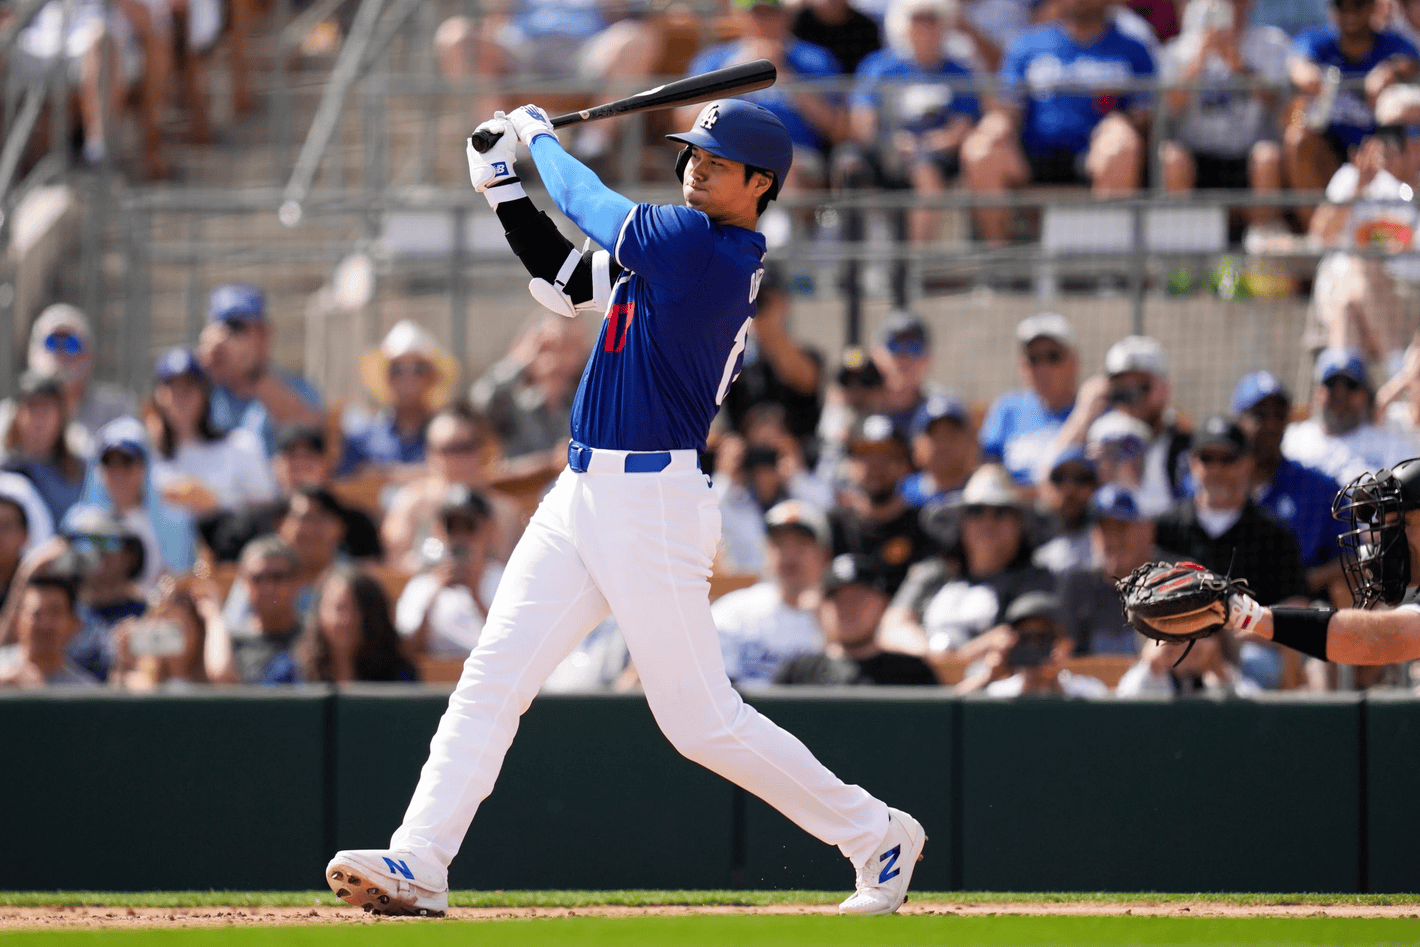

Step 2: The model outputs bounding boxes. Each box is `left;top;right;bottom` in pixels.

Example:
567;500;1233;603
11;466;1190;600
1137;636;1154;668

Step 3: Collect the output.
1015;312;1074;347
1104;335;1169;378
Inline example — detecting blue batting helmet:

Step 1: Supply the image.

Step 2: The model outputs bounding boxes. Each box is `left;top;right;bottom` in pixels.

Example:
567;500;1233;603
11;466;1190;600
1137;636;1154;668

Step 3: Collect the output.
666;99;793;201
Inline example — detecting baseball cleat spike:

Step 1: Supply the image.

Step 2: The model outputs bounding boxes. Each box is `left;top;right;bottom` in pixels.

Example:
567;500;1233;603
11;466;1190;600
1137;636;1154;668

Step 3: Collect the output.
330;871;343;880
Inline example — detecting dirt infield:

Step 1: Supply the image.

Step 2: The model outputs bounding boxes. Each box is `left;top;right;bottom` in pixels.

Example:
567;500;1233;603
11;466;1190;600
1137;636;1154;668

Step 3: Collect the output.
4;901;1419;929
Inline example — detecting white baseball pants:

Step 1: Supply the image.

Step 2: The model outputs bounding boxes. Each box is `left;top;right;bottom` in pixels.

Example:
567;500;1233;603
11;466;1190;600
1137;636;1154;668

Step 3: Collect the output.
389;458;889;871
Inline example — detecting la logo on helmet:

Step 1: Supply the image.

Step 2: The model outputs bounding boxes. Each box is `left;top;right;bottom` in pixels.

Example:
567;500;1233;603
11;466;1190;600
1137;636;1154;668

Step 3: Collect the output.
699;104;721;130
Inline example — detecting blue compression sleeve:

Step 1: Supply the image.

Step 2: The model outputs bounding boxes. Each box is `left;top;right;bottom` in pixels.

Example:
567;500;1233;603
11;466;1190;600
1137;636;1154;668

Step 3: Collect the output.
529;135;635;252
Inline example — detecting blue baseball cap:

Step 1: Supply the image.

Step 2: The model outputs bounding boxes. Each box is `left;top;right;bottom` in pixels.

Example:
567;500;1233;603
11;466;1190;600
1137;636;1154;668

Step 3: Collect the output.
910;394;968;437
1048;444;1097;476
208;283;266;324
154;346;206;384
667;99;794;201
1314;347;1369;388
1231;370;1290;414
1088;483;1146;522
95;417;149;461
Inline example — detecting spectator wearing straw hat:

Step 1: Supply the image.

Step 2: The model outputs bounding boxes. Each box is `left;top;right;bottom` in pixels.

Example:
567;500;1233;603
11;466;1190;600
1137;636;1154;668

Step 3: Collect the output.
980;312;1080;486
198;284;323;457
340;320;459;479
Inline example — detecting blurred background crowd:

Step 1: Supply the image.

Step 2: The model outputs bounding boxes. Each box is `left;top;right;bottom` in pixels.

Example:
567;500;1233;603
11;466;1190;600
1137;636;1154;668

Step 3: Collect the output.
8;0;1420;697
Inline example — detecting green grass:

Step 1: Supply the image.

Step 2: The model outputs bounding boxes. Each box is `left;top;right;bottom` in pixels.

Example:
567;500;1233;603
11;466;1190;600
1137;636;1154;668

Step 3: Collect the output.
4;891;1420;908
4;915;1420;947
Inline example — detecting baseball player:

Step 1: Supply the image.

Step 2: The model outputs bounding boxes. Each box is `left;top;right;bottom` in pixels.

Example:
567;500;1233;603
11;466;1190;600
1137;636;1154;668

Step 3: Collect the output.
324;99;925;916
1170;458;1420;666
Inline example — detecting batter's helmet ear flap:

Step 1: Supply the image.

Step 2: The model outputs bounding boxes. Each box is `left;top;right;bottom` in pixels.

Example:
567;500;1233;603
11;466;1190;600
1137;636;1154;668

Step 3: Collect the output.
675;146;691;185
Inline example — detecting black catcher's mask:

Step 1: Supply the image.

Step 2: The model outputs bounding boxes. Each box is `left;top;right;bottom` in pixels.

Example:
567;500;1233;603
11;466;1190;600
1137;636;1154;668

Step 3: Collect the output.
1333;459;1420;608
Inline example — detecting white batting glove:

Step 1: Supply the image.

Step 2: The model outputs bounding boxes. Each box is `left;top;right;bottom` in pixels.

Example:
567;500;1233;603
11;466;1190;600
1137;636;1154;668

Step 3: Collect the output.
468;114;526;207
508;104;558;146
1226;591;1265;634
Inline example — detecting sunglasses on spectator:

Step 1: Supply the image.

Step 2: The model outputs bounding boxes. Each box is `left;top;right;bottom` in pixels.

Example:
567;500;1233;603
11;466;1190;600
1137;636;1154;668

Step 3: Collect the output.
1324;376;1363;392
433;439;484;456
1099;441;1146;460
964;505;1015;519
100;451;143;468
1331;0;1372;9
1376;124;1420;144
1050;469;1098;487
1027;349;1065;367
44;333;84;356
1108;382;1151;406
1196;451;1241;467
389;361;435;379
248;570;294;585
885;337;927;358
221;317;252;334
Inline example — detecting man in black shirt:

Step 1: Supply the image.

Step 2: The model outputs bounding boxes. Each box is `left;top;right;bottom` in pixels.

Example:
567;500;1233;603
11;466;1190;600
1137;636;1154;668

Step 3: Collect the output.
777;553;939;685
1154;416;1307;688
829;414;936;595
1154;416;1308;609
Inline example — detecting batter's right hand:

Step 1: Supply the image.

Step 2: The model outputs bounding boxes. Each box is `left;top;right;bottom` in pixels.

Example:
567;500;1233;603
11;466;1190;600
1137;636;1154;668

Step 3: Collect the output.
508;104;558;146
467;114;518;191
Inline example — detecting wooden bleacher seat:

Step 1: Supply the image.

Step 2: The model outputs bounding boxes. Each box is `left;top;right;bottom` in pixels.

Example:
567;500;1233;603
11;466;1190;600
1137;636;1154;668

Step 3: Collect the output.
365;564;413;607
710;572;759;601
415;656;466;684
930;653;1137;689
330;472;391;516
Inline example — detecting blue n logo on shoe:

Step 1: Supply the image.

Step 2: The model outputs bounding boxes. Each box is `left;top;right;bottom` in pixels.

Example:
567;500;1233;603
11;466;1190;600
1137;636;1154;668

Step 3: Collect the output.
878;844;901;884
383;857;414;880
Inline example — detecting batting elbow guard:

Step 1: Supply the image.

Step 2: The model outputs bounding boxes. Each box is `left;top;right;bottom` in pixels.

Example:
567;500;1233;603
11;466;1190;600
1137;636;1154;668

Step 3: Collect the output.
528;248;616;318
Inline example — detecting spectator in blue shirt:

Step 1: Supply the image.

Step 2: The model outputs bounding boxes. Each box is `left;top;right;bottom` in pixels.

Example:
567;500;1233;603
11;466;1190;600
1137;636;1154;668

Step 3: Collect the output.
979;312;1080;485
1284;0;1419;226
339;319;457;478
197;284;324;457
961;0;1155;245
685;0;844;186
837;0;981;248
900;392;978;506
1229;370;1348;602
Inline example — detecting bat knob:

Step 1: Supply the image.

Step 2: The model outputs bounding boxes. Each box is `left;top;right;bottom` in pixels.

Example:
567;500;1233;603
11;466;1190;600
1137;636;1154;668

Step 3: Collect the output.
469;128;504;154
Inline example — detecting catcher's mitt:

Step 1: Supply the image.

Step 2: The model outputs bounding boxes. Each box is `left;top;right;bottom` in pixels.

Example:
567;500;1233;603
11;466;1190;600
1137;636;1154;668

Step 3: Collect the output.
1115;561;1252;652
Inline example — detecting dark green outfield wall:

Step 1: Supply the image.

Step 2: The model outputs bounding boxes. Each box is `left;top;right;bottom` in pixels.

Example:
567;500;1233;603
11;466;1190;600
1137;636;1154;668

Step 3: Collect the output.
1;689;1412;893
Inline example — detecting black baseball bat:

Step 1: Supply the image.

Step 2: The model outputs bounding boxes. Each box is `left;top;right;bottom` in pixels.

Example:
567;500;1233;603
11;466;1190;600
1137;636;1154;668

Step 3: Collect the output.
468;59;777;153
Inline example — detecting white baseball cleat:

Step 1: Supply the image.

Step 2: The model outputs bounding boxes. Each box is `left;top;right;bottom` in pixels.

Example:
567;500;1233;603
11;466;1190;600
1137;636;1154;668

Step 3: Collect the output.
839;807;927;916
325;849;449;917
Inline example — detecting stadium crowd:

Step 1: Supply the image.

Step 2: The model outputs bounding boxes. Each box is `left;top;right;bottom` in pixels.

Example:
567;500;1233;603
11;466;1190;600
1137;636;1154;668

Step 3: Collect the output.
6;276;1420;697
10;0;1420;696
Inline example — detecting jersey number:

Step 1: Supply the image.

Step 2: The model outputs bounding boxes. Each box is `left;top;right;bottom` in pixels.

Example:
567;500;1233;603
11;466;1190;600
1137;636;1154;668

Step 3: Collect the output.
605;302;635;352
715;317;752;406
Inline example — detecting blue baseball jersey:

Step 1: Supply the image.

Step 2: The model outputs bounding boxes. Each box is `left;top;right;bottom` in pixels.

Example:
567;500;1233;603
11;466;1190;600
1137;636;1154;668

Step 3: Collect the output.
570;204;766;452
1000;23;1156;155
849;49;981;124
1290;26;1420;146
1253;457;1345;568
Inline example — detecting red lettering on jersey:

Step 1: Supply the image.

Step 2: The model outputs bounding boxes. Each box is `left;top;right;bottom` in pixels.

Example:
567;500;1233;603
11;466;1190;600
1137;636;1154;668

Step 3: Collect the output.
605;302;635;353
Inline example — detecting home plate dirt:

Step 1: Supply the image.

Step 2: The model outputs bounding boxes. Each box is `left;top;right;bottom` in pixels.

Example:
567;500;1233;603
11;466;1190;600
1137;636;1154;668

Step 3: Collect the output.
3;901;1419;928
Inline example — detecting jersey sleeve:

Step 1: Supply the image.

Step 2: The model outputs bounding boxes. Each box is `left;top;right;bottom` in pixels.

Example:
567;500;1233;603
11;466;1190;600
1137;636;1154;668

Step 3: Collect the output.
1122;37;1157;111
977;396;1010;462
528;135;637;252
1379;31;1420;61
849;54;885;111
997;36;1030;109
612;203;716;292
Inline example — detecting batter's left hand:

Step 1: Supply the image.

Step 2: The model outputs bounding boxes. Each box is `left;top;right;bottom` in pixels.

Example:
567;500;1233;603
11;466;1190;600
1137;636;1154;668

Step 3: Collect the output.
508;104;558;146
467;114;518;191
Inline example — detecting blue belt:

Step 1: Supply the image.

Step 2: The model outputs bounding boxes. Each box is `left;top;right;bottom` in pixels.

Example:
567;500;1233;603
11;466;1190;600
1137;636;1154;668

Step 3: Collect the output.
567;442;688;474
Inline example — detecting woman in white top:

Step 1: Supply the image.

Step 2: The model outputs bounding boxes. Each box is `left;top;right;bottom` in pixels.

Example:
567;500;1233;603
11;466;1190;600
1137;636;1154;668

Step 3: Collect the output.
145;347;277;513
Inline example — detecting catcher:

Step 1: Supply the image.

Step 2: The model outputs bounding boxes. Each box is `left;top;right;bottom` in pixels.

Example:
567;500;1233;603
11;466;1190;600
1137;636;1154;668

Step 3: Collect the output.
1119;458;1420;665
